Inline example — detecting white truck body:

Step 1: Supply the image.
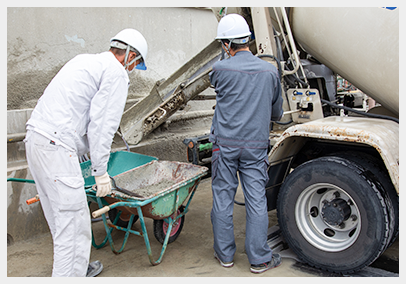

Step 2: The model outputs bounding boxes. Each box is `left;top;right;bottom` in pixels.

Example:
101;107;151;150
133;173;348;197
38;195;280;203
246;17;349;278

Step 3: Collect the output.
209;7;399;274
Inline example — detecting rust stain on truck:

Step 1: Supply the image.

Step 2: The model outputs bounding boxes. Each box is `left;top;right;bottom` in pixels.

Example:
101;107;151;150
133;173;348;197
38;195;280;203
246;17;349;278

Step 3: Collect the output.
271;116;399;193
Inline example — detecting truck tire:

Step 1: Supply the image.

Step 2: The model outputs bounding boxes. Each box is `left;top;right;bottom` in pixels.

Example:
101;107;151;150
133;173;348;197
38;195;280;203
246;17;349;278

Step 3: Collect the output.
277;156;391;274
331;151;398;248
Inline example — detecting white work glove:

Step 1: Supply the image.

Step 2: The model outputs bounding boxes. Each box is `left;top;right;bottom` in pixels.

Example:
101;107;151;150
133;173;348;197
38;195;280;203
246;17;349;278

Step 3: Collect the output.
93;172;111;197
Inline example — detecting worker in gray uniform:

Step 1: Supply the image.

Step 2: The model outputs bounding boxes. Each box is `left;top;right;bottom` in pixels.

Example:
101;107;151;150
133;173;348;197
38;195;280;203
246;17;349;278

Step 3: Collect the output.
24;28;148;277
209;14;283;274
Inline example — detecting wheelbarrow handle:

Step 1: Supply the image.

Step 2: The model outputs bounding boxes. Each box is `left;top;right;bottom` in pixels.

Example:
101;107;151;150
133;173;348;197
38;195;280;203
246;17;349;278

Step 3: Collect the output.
9;178;40;205
26;195;40;205
7;178;35;184
92;206;110;218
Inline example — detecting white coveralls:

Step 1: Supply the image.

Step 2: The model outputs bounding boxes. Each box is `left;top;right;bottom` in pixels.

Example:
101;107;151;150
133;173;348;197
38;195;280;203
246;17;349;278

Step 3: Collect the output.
25;51;129;277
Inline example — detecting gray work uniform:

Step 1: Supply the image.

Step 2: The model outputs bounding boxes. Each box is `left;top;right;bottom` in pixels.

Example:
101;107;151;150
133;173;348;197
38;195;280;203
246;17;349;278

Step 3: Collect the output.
209;50;283;265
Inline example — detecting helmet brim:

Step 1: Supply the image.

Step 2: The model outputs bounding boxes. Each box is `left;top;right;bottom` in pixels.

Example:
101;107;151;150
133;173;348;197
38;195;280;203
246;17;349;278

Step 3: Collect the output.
215;32;251;40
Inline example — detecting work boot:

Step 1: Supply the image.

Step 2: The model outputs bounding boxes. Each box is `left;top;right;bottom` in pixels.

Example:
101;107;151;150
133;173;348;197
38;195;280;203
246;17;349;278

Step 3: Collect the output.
250;253;282;274
214;251;234;268
86;260;103;277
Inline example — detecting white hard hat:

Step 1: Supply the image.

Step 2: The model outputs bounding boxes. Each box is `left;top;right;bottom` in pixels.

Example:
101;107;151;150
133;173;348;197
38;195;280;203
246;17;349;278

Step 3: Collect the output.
215;14;251;42
110;28;148;70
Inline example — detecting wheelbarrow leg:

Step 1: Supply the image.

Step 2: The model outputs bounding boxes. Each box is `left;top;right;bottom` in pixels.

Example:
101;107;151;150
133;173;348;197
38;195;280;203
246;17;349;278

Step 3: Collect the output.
137;206;174;266
110;214;136;254
89;201;111;249
96;197;135;254
138;185;198;266
91;229;110;249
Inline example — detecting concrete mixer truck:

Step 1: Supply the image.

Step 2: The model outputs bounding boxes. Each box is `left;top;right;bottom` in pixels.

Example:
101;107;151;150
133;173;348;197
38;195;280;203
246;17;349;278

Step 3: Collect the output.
118;7;398;274
202;7;399;274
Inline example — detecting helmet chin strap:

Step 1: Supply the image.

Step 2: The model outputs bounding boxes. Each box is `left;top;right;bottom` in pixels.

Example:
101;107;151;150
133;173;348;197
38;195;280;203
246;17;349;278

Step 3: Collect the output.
123;45;142;74
221;39;234;58
221;36;250;58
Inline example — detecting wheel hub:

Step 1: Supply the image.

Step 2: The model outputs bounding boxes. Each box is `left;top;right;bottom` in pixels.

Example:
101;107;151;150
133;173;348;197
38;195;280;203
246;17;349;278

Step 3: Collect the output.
321;198;351;227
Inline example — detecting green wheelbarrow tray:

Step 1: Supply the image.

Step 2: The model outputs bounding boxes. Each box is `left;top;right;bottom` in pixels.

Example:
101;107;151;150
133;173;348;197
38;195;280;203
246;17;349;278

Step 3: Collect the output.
88;160;208;265
7;150;157;200
81;151;157;188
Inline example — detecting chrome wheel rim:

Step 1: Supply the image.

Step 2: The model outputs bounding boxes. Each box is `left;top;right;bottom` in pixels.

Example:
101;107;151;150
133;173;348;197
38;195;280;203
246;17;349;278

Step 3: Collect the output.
295;183;361;252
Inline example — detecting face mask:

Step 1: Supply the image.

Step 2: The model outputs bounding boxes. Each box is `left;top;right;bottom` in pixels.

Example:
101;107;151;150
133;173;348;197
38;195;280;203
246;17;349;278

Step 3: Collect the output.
125;54;143;75
135;61;146;70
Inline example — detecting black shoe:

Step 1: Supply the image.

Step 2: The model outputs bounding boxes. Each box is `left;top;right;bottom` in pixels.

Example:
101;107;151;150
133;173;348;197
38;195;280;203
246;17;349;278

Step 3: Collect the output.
250;253;282;274
86;260;103;277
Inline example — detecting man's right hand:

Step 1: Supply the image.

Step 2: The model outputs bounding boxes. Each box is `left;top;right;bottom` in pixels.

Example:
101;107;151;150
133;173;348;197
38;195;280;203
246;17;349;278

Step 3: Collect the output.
93;172;111;197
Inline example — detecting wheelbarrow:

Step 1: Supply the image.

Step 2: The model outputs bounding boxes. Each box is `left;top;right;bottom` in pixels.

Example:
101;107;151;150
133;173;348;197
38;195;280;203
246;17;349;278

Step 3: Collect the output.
9;150;208;265
87;160;208;265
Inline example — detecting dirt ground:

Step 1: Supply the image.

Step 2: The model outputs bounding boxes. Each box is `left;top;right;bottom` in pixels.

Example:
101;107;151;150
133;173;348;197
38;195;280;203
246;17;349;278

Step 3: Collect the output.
7;177;399;278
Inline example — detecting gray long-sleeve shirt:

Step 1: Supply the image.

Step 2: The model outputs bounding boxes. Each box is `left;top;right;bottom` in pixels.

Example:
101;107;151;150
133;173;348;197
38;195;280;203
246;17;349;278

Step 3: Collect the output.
209;50;283;148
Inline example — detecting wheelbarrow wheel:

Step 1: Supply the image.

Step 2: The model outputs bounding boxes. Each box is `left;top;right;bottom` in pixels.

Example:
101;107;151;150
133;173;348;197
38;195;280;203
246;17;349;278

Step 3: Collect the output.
153;206;185;244
108;208;138;228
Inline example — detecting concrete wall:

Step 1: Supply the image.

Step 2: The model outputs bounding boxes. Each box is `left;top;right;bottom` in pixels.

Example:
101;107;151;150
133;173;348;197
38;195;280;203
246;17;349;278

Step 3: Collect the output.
7;7;218;243
7;7;218;109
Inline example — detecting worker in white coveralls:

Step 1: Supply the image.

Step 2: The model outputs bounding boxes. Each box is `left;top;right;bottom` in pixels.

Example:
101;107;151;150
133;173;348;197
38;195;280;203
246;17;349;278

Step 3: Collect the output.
209;14;283;273
24;29;148;277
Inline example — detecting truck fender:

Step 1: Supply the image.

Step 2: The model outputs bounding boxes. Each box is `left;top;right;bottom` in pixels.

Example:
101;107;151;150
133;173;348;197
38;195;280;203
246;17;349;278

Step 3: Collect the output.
268;116;399;194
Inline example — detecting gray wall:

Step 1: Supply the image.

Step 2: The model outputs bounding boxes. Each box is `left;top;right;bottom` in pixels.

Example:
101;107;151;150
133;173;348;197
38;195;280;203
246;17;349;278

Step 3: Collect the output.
7;7;218;109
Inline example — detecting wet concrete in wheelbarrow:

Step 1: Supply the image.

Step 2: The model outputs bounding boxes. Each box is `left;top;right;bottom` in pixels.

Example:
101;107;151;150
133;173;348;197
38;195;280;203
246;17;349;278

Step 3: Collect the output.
7;178;399;277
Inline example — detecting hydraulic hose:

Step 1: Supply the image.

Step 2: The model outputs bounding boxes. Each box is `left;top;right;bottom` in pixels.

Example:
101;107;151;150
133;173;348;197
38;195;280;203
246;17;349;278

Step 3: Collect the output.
274;119;293;125
321;99;399;124
288;73;309;88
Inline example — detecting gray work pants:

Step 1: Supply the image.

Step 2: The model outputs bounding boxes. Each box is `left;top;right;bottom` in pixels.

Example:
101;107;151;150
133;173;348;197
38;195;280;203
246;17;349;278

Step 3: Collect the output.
210;144;273;265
